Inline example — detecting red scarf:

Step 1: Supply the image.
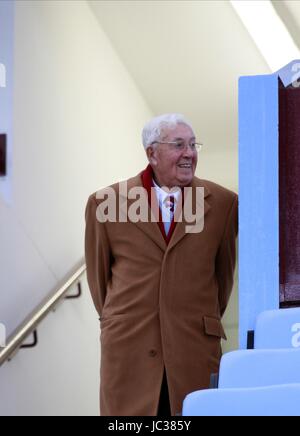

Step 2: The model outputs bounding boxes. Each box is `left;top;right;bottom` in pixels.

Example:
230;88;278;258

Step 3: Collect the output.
141;164;177;244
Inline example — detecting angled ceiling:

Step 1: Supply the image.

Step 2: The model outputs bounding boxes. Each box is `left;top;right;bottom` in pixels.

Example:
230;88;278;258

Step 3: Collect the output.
89;0;273;155
88;0;300;189
272;0;300;50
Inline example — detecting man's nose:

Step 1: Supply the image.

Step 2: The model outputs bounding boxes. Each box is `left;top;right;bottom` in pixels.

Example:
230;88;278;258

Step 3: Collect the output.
182;145;194;157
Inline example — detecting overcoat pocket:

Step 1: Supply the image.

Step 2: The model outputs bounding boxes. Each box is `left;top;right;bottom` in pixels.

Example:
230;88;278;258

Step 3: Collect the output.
203;316;227;340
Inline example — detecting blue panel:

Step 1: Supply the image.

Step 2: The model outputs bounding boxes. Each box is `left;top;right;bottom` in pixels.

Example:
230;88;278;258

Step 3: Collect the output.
218;349;300;388
275;59;300;87
255;308;300;349
182;384;300;416
239;74;279;349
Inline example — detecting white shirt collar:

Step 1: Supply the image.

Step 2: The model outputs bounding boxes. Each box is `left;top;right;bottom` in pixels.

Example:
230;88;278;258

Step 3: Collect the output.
152;178;181;206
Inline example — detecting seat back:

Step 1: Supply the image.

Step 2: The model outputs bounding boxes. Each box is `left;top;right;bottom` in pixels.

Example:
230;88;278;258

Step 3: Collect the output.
218;348;300;388
254;308;300;349
182;384;300;416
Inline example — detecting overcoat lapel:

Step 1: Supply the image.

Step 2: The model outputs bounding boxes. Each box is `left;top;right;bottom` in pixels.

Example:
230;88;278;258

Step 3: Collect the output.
167;181;211;252
118;167;211;252
119;174;167;252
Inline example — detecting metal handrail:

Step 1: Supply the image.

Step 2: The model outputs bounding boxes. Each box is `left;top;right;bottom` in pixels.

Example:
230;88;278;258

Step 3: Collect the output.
0;260;86;367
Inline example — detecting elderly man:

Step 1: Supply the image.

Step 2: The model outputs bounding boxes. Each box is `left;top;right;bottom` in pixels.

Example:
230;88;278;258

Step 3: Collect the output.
85;113;238;416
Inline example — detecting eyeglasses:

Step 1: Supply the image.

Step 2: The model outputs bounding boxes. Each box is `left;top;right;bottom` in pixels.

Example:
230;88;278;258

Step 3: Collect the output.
151;141;203;152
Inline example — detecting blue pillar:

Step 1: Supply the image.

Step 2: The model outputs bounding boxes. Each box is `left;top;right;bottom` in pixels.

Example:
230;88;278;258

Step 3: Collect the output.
239;60;300;349
239;74;279;348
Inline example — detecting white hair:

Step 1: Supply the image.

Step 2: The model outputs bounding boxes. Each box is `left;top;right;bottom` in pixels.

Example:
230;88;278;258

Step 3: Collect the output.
142;113;194;150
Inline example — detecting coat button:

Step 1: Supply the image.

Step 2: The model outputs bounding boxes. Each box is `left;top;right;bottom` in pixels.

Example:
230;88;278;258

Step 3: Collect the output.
149;349;157;357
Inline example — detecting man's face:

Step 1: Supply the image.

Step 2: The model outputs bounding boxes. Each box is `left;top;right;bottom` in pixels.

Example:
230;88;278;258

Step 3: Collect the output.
147;123;198;188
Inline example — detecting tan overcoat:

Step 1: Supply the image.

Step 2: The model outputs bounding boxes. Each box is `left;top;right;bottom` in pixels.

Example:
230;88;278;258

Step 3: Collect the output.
85;170;238;416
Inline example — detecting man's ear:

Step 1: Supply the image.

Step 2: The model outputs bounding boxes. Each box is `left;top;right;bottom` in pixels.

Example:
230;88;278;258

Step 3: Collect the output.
146;146;158;166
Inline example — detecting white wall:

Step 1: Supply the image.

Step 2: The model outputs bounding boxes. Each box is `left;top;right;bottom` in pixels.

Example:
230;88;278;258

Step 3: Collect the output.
198;148;238;353
0;0;13;203
0;276;100;416
0;0;152;416
198;148;238;193
0;0;238;416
